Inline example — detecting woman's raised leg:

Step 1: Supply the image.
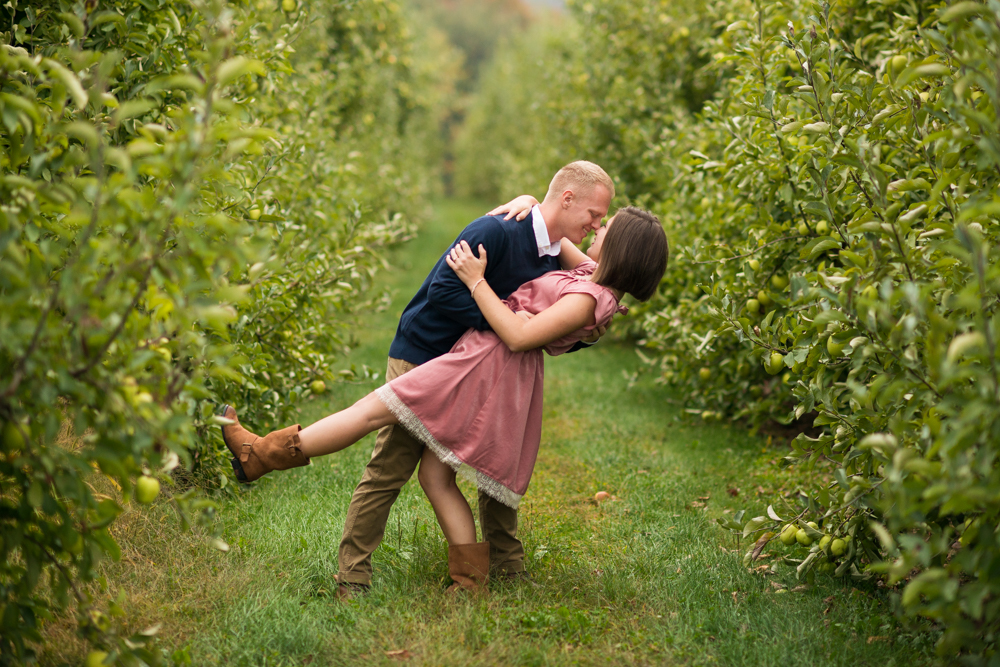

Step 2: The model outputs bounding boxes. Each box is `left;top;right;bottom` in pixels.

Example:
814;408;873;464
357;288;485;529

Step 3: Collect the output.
416;448;476;546
297;392;397;458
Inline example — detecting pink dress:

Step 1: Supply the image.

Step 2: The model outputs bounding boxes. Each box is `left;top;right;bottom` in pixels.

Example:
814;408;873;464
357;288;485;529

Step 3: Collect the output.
376;260;626;508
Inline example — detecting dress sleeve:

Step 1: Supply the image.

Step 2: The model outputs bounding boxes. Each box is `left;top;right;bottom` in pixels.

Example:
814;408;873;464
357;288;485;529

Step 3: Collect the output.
558;280;623;332
593;290;627;327
569;259;598;277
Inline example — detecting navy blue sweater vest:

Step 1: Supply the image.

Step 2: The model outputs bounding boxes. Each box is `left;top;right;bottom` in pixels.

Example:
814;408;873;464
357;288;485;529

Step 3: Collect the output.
388;214;561;365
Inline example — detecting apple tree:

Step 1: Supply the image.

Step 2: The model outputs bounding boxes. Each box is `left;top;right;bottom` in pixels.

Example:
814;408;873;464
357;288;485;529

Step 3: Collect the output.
0;0;451;662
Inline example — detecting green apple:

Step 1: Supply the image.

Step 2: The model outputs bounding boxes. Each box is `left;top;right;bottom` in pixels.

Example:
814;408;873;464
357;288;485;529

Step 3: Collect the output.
827;336;845;357
2;421;25;451
310;380;327;394
779;524;798;545
862;284;878;300
248;208;261;220
819;534;832;550
135;475;160;504
698;367;712;381
795;528;813;546
830;538;847;556
748;259;760;271
746;298;760;314
815;220;829;235
797;222;809;235
771;274;789;290
756;290;773;307
281;0;297;12
85;651;109;667
888;55;908;81
806;521;819;530
765;352;784;375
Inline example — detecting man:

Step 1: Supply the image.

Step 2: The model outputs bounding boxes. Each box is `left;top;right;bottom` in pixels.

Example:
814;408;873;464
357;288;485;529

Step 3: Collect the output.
336;161;614;596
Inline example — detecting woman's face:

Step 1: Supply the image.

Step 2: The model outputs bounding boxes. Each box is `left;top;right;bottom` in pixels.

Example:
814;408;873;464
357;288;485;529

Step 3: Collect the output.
586;214;615;262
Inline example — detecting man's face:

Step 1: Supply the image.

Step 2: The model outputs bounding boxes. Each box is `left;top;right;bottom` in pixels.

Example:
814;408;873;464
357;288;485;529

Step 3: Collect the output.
560;185;611;244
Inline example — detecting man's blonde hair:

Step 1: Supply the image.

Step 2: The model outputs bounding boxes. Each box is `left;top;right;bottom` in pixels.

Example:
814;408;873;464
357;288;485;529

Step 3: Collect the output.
544;161;615;202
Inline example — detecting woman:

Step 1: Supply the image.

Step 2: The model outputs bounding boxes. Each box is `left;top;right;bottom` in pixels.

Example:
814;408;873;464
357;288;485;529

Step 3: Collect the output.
220;206;668;591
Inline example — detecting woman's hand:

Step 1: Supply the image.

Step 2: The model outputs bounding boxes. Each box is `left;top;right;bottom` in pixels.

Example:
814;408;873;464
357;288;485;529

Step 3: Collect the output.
487;194;539;221
445;240;487;288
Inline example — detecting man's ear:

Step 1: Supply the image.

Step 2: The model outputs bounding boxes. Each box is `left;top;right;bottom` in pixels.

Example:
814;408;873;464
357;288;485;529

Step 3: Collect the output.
561;190;574;209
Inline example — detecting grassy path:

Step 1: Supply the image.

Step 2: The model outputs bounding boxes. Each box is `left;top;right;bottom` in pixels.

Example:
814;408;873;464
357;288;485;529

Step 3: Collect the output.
49;200;932;666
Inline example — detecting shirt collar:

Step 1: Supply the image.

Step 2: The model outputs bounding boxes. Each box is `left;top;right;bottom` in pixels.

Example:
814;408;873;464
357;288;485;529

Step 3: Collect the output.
531;205;562;258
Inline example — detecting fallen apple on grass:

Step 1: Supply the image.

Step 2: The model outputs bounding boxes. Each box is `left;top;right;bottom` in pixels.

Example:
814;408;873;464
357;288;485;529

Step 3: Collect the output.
135;475;160;504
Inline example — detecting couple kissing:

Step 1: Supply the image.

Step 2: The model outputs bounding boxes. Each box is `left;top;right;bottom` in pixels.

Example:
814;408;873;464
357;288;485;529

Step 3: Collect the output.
219;161;669;596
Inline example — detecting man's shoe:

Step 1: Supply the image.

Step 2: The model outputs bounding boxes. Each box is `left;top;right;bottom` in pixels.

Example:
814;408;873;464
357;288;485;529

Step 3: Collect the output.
491;569;538;588
335;582;370;601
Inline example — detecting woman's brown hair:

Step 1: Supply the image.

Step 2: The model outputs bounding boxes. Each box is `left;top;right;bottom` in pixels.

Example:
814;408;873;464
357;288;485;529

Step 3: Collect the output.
592;206;668;302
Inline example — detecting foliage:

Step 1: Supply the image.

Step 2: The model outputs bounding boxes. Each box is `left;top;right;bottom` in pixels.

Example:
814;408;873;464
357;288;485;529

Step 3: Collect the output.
452;14;590;201
410;0;530;92
650;0;1000;658
462;0;1000;659
0;0;451;662
453;0;726;203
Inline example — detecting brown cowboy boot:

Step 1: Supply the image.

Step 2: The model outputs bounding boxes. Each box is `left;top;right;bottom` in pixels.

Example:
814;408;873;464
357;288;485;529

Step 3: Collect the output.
219;405;310;482
446;542;490;594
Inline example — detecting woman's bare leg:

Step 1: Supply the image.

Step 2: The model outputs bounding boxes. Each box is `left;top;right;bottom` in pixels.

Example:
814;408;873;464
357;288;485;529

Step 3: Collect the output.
297;392;397;458
417;448;476;545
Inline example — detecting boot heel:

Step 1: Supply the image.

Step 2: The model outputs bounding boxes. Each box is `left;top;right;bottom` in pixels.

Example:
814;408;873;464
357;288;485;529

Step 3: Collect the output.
446;542;490;594
231;457;249;483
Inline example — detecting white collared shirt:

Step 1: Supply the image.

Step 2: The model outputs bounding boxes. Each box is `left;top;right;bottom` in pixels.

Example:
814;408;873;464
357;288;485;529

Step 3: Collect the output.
531;205;562;258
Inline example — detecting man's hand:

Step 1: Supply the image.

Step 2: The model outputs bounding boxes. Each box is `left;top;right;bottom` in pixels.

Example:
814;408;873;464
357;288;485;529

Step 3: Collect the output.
488;194;539;221
580;323;607;344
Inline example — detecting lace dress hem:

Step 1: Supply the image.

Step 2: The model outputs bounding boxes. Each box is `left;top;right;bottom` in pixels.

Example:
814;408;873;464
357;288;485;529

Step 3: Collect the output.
376;384;523;509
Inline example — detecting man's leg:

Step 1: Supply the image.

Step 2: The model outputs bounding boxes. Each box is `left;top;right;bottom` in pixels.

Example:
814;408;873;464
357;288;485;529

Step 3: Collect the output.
478;492;525;576
337;358;423;586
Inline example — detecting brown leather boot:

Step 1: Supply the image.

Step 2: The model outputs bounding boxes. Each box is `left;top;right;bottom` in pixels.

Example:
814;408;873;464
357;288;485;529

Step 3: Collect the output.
219;405;310;482
446;542;490;594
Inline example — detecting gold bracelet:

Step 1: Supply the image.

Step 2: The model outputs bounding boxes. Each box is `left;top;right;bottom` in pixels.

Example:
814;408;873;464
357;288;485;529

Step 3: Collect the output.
470;278;486;297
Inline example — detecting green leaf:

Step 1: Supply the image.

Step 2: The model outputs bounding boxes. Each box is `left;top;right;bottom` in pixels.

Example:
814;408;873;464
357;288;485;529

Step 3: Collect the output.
41;59;88;111
939;1;987;21
807;239;841;259
216;57;267;86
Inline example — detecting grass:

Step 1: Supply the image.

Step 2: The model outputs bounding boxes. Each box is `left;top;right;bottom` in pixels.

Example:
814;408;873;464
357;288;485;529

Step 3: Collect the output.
40;199;936;666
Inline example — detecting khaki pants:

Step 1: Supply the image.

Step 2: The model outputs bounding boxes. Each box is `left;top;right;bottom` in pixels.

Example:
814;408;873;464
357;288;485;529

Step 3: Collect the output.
337;357;525;585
